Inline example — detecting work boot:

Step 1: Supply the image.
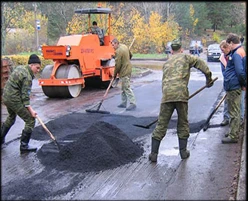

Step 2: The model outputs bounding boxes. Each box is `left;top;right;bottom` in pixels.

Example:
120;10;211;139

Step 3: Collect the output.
148;137;161;162
126;103;136;111
179;138;190;159
20;130;37;153
117;102;126;108
221;136;238;144
1;123;11;144
220;119;229;126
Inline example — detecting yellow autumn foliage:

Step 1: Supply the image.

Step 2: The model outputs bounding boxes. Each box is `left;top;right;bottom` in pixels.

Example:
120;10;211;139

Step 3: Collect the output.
189;4;198;35
67;14;88;34
67;2;114;35
16;10;48;35
130;8;148;53
66;2;179;54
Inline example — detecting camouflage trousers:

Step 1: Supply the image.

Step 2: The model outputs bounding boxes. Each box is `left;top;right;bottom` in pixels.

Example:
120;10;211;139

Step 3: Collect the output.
120;76;136;105
152;102;189;141
226;89;242;139
3;101;35;133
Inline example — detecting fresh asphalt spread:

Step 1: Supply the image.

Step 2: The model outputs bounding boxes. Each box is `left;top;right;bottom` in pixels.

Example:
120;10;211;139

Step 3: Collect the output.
2;112;206;200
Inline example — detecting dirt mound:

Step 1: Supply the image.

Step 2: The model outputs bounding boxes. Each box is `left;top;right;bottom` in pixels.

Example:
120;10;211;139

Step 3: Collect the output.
37;121;144;173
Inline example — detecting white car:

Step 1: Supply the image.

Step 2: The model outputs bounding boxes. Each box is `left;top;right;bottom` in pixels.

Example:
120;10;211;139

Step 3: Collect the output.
207;43;222;62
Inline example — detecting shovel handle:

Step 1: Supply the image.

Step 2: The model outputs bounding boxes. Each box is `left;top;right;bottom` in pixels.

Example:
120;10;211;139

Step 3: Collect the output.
203;93;227;131
103;78;115;98
134;77;219;129
189;77;218;99
36;115;56;141
129;38;136;50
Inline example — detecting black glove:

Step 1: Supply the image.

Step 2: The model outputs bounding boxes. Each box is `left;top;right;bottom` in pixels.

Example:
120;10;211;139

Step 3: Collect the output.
206;78;214;88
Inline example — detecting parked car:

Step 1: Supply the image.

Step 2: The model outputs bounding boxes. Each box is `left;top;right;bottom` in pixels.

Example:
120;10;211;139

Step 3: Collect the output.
207;43;222;62
189;40;203;54
165;41;172;54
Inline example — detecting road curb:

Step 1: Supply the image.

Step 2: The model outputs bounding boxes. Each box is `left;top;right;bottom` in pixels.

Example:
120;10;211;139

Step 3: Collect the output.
236;117;246;200
132;68;153;78
132;58;167;61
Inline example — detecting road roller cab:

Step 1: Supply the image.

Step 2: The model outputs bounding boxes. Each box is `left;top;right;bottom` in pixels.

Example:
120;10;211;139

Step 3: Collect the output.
39;5;115;98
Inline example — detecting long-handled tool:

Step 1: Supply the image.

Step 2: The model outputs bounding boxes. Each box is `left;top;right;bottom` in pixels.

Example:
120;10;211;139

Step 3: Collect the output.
85;78;114;114
133;77;218;129
129;37;136;50
36;115;61;150
112;38;136;88
203;93;227;131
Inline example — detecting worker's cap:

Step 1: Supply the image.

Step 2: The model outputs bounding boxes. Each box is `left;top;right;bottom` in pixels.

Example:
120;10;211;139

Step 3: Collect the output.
28;54;41;64
171;39;182;51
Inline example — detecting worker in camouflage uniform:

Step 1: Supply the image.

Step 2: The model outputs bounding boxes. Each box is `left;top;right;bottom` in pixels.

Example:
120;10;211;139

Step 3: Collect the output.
1;54;41;153
149;39;214;162
111;38;136;111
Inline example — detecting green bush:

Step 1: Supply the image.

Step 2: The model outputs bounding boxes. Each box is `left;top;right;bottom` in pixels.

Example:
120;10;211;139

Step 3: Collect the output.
212;32;221;43
1;55;53;71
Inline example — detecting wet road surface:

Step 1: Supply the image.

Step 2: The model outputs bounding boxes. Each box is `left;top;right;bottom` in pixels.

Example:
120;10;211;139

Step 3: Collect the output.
1;57;244;200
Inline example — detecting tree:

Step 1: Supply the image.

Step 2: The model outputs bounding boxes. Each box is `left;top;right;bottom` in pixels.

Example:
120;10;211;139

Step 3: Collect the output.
66;14;88;35
171;3;192;37
110;3;179;53
189;4;198;36
110;3;127;42
225;2;246;35
39;2;94;44
1;2;25;54
129;7;147;53
67;2;111;35
206;2;230;31
192;3;211;35
2;2;246;54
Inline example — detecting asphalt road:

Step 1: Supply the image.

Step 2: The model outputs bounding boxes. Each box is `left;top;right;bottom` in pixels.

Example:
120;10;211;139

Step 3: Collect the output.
1;53;245;200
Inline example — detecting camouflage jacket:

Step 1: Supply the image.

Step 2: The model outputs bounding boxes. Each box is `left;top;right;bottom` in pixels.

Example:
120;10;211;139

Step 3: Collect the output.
161;53;212;103
91;26;104;39
114;44;132;78
3;65;34;107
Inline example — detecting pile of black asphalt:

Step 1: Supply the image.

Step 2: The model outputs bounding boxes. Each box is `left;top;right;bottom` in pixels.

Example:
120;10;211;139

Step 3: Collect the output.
36;120;144;173
33;112;151;173
32;112;206;173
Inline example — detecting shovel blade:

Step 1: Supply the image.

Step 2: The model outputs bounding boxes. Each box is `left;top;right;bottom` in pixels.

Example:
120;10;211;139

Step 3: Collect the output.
54;140;61;150
40;143;60;154
133;124;150;129
203;122;209;131
85;109;110;114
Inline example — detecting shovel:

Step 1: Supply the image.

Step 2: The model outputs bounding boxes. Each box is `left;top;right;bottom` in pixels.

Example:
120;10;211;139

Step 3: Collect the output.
203;93;227;131
133;77;218;129
36;115;61;150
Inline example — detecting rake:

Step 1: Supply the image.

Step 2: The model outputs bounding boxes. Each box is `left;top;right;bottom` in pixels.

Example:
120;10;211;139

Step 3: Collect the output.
85;78;114;114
